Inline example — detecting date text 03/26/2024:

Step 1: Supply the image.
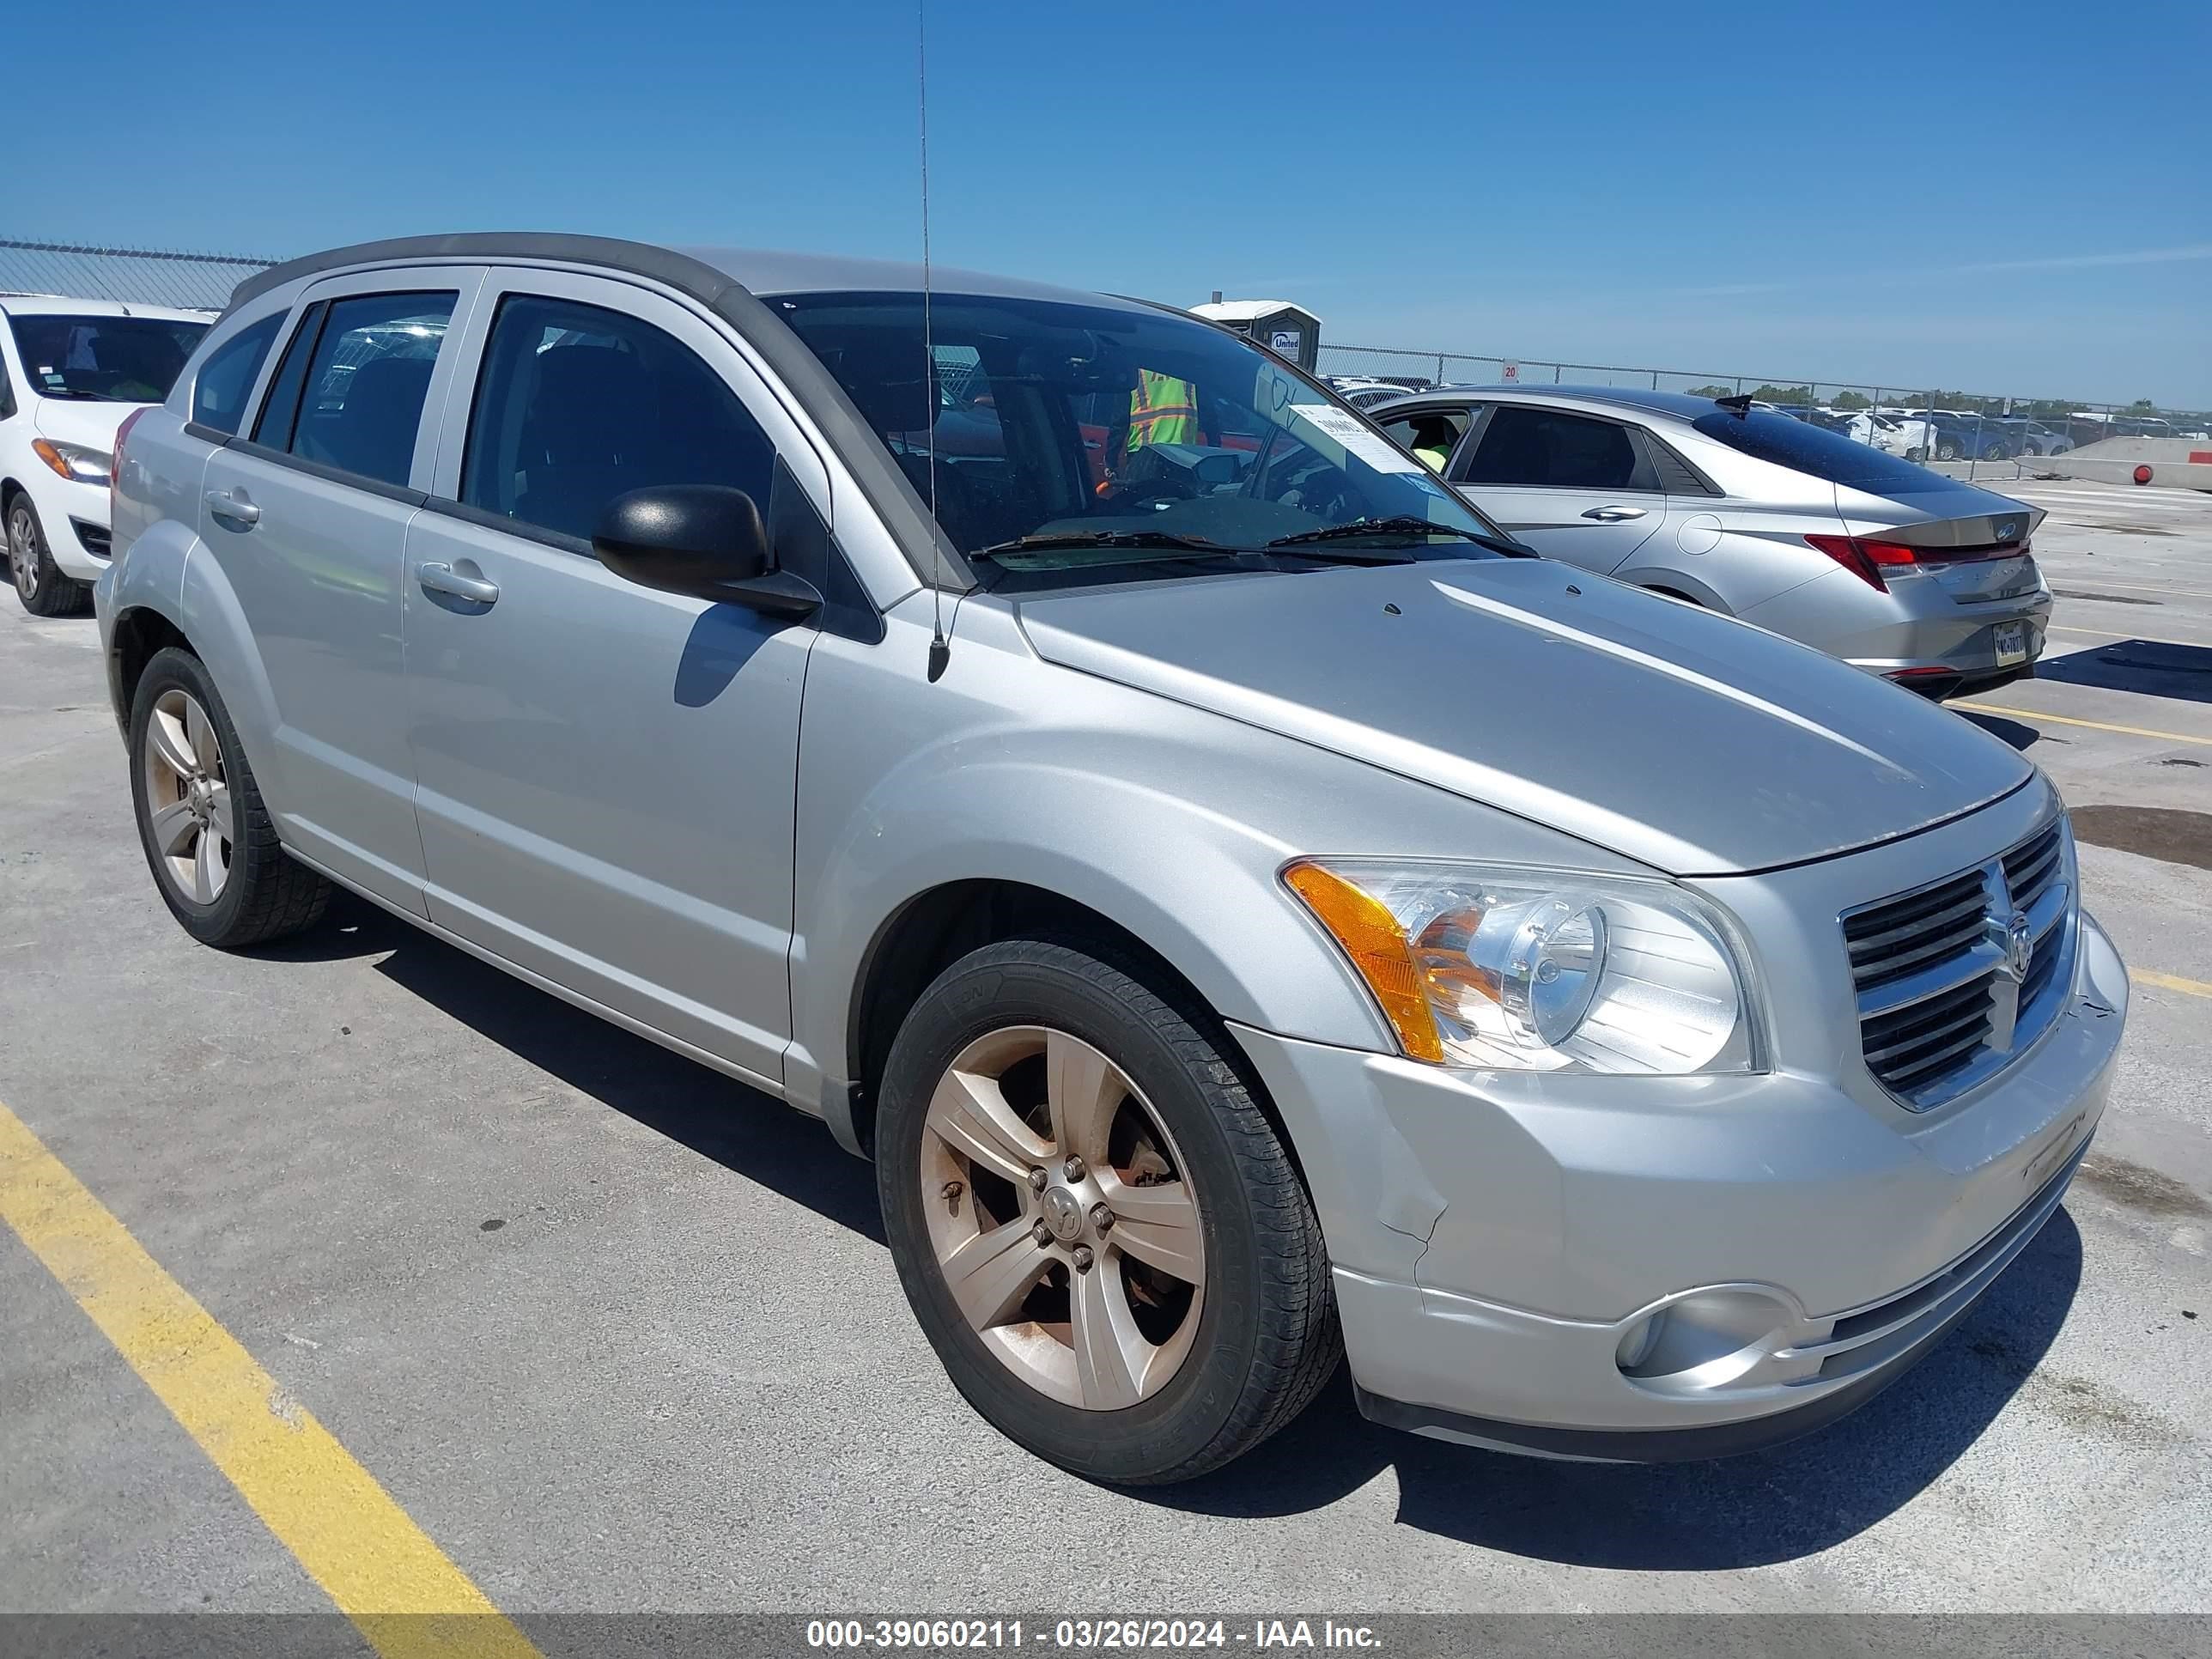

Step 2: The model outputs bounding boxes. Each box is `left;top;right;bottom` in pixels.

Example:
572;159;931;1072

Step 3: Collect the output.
805;1620;1382;1650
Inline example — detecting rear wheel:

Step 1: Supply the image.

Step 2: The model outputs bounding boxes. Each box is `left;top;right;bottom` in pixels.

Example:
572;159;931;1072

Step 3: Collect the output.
1983;442;2009;462
129;647;331;947
877;937;1339;1484
1936;439;1962;462
8;495;88;617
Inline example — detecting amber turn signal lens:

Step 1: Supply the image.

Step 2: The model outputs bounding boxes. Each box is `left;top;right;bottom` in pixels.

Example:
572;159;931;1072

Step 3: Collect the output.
1282;860;1443;1063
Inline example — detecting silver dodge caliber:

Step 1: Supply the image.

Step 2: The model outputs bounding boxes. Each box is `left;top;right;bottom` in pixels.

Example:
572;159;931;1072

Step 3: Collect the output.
97;234;2126;1483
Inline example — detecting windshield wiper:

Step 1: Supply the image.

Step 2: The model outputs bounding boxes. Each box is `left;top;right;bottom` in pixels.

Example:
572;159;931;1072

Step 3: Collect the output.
972;530;1240;560
1267;517;1536;557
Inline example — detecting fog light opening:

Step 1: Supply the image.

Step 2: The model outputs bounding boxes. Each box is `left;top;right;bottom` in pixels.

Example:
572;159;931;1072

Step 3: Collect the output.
1615;1311;1666;1373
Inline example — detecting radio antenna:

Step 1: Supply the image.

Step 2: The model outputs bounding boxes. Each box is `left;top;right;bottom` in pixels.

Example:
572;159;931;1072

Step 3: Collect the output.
919;0;950;683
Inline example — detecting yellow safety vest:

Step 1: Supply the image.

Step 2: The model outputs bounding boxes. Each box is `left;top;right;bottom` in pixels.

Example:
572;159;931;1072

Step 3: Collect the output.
1126;368;1200;453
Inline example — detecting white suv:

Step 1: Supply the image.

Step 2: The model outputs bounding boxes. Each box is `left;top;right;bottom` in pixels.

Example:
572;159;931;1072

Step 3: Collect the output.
2;295;209;615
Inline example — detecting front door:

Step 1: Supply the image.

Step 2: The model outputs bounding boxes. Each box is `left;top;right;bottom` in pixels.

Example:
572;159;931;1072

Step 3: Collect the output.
1450;401;1668;574
196;267;485;913
402;270;827;1085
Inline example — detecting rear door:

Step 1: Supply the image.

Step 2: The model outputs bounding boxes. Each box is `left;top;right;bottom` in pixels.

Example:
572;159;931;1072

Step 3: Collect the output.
402;268;829;1085
198;266;485;914
1449;401;1666;572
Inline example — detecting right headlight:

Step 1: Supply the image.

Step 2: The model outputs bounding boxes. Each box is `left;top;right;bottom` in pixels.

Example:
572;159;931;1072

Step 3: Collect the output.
1284;858;1764;1075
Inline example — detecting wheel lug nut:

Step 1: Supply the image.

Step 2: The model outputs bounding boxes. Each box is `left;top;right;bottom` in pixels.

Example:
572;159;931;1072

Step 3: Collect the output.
1089;1203;1114;1232
1027;1168;1048;1194
1071;1245;1095;1273
1063;1155;1086;1182
1032;1219;1054;1247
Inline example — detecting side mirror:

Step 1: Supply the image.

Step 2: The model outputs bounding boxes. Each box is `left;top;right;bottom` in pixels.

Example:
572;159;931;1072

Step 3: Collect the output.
592;484;821;619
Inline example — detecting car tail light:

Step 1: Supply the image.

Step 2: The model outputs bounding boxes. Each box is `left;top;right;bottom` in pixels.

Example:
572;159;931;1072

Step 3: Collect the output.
111;407;148;526
1804;533;1919;591
1806;532;2032;590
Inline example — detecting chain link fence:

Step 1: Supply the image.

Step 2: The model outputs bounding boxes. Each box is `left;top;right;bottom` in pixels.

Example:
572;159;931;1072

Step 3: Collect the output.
9;237;2201;488
1318;343;2211;485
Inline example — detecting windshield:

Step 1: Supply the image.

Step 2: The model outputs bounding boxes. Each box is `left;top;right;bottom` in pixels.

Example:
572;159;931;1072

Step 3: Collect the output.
773;290;1503;581
7;313;208;404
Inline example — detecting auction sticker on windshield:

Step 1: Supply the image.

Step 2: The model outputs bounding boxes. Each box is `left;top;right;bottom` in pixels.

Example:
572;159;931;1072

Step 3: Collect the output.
1291;404;1424;474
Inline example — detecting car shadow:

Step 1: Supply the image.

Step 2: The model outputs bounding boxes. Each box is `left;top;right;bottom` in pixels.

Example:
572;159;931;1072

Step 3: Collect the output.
1954;710;2045;750
252;891;2081;1568
245;891;883;1243
2035;641;2212;706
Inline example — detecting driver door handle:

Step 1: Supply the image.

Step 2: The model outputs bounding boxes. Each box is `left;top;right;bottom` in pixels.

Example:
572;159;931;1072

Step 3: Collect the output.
1581;505;1647;522
205;489;259;526
416;562;500;605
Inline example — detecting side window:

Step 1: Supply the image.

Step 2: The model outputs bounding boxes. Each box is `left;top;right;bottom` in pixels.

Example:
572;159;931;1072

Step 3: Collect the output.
1462;406;1654;491
252;303;325;449
1379;408;1469;474
283;292;456;487
190;314;283;435
460;293;775;544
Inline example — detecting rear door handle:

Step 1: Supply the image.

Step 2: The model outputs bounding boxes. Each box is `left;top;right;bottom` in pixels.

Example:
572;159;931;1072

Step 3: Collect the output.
416;562;500;605
204;489;259;526
1581;505;1647;522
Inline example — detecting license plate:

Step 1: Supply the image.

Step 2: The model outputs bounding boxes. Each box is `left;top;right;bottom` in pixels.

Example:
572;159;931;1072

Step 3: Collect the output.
1994;621;2029;666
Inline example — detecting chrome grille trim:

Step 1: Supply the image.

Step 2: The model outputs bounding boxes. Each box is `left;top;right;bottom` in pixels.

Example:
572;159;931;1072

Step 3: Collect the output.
1842;814;2077;1111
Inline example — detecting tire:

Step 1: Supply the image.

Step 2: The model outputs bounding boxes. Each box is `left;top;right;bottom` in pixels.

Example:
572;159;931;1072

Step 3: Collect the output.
1983;443;2008;462
128;646;331;948
877;937;1340;1485
1936;440;1961;462
8;493;89;617
1906;447;1926;462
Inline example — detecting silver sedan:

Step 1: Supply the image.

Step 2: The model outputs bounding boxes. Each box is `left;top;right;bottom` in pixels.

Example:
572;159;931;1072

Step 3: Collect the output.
1374;386;2051;696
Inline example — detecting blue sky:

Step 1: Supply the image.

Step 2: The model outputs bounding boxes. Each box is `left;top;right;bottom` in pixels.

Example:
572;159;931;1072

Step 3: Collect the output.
18;0;2209;404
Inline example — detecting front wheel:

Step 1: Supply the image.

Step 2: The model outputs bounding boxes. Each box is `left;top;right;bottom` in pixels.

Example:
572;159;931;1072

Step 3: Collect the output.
8;495;88;617
877;938;1339;1484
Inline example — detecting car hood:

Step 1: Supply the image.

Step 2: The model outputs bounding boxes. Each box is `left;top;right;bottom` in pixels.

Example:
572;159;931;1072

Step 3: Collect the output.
31;397;138;450
1013;558;2031;876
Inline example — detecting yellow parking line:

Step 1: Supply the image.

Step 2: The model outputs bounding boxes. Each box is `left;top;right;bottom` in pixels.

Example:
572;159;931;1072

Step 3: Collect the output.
0;1099;540;1659
1949;702;2212;747
2046;624;2211;649
2134;968;2212;1000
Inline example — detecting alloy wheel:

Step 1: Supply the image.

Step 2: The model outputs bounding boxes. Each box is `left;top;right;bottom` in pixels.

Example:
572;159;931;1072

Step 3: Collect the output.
9;504;38;601
919;1025;1206;1410
141;688;234;904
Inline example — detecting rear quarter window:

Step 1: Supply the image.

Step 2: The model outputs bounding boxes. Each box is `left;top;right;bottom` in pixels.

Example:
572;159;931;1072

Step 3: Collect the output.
1691;409;1938;489
191;314;283;435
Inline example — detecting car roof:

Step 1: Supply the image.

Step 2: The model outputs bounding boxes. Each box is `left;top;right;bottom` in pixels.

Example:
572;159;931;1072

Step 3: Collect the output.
226;233;1152;319
0;293;213;322
1373;383;1733;423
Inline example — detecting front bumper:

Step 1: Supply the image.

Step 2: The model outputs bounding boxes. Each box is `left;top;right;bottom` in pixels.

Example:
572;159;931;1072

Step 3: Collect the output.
1229;908;2127;1462
18;471;112;582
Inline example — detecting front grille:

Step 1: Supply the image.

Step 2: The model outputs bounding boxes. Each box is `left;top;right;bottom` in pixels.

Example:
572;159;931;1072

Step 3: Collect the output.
1843;814;2076;1110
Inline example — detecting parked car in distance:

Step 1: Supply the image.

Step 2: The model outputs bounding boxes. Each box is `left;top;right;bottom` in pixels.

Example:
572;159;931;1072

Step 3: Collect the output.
1373;386;2051;696
2018;422;2073;457
100;234;2123;1483
1328;375;1427;409
2;295;210;615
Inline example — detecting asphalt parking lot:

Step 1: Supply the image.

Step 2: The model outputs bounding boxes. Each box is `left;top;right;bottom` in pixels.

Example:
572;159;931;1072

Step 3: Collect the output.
2;477;2208;1628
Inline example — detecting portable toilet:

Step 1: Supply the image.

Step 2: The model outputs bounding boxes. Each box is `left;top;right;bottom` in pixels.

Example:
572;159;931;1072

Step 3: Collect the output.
1189;295;1322;373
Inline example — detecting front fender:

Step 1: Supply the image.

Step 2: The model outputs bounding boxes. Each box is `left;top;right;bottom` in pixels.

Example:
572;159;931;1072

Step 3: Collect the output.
786;599;1647;1121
